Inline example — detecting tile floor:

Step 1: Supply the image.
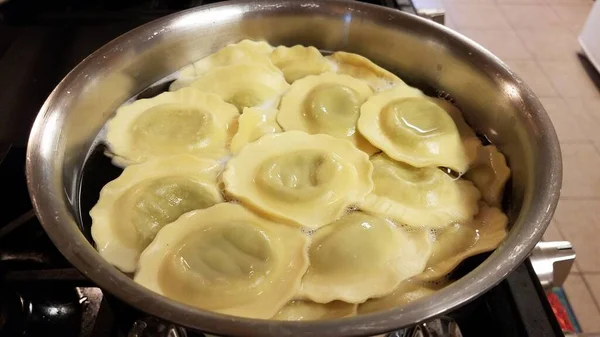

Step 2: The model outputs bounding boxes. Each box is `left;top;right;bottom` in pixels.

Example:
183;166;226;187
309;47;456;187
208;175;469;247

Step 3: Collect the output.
410;0;600;332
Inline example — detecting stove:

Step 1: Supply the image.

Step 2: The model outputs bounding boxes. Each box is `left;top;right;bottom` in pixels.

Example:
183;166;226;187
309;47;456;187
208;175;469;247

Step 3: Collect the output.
0;1;572;336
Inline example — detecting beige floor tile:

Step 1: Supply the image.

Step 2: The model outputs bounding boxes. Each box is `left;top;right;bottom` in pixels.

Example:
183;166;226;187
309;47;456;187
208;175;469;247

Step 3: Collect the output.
543;220;578;272
563;273;600;332
554;200;600;272
552;3;594;34
444;4;511;29
444;14;458;30
543;219;564;241
413;0;445;9
443;0;494;4
546;0;594;6
504;59;558;97
566;97;600;147
500;4;565;30
455;29;532;60
496;0;545;5
539;97;588;143
539;58;600;99
582;274;600;320
560;144;600;198
517;29;582;61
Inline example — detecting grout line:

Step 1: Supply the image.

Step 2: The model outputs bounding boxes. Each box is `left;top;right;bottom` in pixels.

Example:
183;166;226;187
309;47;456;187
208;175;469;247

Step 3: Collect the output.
551;218;569;238
552;218;593;277
498;0;519;30
580;274;600;315
545;0;567;28
550;220;578;274
571;259;581;275
558;139;595;145
532;51;587;99
559;139;594;145
449;26;521;33
551;218;584;275
558;196;600;201
562;275;586;332
592;142;600;157
536;94;564;99
496;3;542;60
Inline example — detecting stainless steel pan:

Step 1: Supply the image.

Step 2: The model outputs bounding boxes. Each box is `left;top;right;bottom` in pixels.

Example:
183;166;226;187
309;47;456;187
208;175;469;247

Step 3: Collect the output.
25;1;562;336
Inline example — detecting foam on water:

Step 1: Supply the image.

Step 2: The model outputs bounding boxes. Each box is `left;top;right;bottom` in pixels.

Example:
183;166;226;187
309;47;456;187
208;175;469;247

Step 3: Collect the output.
301;226;318;236
398;223;422;234
429;226;443;239
373;79;400;93
421;274;450;287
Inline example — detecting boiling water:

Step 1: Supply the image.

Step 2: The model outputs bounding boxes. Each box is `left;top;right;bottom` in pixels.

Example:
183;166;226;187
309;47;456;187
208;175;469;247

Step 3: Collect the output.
77;61;511;283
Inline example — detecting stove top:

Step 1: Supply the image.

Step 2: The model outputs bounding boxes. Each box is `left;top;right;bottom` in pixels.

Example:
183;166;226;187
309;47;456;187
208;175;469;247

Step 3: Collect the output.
0;1;566;336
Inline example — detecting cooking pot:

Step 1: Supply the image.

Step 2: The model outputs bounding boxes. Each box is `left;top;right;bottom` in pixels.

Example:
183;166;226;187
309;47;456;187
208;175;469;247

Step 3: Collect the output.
25;1;562;336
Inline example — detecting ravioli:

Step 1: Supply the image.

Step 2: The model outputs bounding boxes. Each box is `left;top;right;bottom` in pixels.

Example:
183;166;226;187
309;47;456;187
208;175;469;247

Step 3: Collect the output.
299;212;432;304
170;40;276;91
134;203;310;319
277;72;378;154
270;45;335;83
358;85;470;173
361;154;481;229
358;279;446;314
431;98;481;165
93;41;514;321
222;131;373;229
90;155;223;273
105;87;239;166
327;51;405;92
190;63;289;111
273;300;357;321
418;203;508;281
230;107;282;154
464;145;511;207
